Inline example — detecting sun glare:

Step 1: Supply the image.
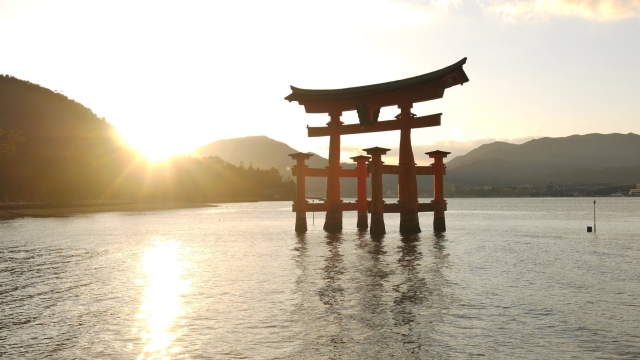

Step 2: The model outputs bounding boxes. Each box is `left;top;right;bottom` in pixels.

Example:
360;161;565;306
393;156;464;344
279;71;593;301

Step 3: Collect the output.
138;145;177;162
122;130;190;162
136;240;191;359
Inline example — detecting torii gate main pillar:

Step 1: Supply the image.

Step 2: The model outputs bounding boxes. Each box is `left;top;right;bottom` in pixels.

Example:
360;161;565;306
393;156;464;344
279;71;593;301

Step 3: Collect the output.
398;104;420;234
324;111;343;233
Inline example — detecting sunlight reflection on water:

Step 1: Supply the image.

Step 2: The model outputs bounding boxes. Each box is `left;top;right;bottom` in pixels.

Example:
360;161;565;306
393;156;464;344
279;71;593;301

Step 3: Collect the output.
136;240;191;360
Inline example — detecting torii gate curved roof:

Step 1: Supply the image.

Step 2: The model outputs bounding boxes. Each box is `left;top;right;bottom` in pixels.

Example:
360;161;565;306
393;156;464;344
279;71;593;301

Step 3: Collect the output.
285;58;469;114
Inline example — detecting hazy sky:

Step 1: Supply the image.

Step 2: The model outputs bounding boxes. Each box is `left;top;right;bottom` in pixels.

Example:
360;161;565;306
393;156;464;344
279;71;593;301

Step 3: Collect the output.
1;0;639;162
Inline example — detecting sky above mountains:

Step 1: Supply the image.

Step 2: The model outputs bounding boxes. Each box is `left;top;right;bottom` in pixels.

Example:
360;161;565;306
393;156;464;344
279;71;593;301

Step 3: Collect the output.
1;0;638;162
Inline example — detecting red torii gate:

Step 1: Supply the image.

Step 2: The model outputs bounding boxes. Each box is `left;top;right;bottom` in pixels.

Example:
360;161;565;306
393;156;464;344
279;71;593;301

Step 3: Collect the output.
285;58;469;234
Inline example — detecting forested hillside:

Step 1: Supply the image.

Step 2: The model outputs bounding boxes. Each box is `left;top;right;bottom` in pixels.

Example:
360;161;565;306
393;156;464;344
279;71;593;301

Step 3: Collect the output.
0;75;294;202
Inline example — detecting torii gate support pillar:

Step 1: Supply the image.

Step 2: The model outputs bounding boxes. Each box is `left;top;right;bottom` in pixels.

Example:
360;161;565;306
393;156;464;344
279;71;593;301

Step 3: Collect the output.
427;150;450;233
365;147;390;235
351;155;371;230
289;152;313;233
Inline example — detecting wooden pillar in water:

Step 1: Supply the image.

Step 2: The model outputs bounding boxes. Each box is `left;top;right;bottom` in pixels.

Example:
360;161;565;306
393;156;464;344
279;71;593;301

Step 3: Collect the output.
364;147;389;235
289;152;313;232
351;155;371;230
426;150;450;232
324;111;343;233
397;104;421;234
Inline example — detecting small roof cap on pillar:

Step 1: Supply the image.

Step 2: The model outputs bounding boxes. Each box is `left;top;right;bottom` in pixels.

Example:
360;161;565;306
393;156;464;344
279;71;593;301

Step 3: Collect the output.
426;150;451;158
363;146;391;155
288;152;314;160
350;155;371;162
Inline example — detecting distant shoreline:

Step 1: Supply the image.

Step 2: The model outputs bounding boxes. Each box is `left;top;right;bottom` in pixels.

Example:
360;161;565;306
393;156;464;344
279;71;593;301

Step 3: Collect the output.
0;202;218;219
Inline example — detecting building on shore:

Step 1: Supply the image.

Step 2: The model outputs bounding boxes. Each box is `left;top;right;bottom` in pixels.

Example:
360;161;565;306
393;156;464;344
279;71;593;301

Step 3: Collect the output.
630;184;640;196
501;188;514;197
546;182;554;192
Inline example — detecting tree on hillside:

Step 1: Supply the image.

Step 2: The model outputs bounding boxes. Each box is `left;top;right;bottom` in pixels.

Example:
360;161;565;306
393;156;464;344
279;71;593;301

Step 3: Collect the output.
0;128;25;159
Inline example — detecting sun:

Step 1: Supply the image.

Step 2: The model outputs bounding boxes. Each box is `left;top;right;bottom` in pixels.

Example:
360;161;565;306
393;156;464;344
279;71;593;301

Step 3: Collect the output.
127;136;177;161
138;144;176;162
118;126;194;162
123;133;185;162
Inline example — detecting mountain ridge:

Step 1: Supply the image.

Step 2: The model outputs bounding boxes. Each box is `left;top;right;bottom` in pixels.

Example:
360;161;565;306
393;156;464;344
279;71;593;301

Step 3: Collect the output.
193;135;361;195
196;133;640;190
446;133;640;186
0;74;125;157
448;133;640;170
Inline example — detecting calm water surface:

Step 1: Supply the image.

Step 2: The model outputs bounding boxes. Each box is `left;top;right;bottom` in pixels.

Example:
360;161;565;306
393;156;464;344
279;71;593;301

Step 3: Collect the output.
1;198;639;359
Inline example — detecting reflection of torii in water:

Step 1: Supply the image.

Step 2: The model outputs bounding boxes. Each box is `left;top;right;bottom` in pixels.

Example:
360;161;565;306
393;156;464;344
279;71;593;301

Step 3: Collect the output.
286;58;469;234
290;231;451;358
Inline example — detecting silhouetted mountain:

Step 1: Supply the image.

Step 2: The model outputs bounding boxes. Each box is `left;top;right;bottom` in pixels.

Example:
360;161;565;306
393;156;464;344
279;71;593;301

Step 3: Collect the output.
447;133;640;186
193;136;337;175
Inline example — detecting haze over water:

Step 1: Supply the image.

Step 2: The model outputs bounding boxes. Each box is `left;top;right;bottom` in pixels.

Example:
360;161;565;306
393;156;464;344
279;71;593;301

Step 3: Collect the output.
1;198;639;359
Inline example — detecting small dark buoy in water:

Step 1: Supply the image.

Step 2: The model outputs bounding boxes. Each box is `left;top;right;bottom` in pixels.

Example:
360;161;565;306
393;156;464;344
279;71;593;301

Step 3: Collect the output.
587;226;592;232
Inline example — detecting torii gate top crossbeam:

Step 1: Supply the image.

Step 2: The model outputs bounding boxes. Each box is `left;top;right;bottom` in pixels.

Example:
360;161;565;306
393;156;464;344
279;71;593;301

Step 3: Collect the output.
284;58;469;116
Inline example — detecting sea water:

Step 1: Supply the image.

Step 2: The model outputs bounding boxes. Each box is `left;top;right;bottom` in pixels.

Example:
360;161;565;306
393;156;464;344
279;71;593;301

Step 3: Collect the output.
1;198;639;359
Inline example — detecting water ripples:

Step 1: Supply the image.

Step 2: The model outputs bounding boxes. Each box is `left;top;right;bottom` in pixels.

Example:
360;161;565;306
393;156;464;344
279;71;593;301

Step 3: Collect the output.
0;198;639;359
